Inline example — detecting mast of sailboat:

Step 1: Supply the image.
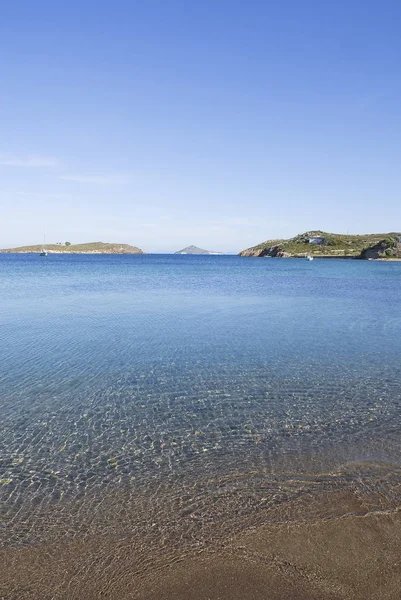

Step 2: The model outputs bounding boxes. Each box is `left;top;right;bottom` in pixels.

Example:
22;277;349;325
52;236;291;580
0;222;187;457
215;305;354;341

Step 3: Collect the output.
40;232;48;256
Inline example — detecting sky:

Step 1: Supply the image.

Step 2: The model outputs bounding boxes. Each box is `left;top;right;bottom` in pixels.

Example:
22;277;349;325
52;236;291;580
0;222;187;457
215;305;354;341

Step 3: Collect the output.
0;1;400;253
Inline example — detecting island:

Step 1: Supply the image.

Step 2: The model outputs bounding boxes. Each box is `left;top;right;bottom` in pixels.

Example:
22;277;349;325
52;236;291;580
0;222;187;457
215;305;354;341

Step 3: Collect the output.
175;245;222;255
239;231;401;260
0;242;144;254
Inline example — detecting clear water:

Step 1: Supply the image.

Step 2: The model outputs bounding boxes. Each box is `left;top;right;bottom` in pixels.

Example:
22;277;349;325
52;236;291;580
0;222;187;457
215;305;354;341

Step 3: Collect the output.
1;254;401;546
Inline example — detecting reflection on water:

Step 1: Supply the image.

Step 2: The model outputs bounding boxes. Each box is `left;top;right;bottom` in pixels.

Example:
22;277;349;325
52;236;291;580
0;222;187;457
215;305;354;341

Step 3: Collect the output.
1;254;401;549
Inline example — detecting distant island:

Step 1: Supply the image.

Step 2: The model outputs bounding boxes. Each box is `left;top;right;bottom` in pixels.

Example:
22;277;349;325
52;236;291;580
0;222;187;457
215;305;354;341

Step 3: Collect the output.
0;242;144;254
239;231;401;260
175;245;222;255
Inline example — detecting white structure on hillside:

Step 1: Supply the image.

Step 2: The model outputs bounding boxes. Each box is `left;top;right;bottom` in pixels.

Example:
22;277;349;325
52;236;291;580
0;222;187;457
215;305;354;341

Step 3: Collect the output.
308;236;325;245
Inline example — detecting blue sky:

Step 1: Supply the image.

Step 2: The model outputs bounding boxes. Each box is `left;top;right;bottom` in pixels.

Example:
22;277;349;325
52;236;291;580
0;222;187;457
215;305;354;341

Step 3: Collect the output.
1;0;400;252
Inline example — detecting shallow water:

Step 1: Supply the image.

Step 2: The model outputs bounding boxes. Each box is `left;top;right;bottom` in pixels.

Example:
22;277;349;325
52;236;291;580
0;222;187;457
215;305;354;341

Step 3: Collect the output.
1;254;401;551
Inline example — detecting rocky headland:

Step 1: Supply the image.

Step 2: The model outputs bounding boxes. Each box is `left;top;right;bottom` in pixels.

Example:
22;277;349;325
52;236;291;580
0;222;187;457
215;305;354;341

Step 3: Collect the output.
239;231;401;260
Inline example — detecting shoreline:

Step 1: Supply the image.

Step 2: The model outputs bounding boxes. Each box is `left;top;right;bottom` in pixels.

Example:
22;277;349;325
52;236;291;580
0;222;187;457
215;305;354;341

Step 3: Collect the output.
2;251;401;260
0;250;144;255
241;254;401;261
2;485;400;599
2;459;401;599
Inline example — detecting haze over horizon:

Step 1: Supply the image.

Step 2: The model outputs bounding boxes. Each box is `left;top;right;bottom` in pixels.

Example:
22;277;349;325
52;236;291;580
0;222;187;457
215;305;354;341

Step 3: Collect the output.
1;1;400;253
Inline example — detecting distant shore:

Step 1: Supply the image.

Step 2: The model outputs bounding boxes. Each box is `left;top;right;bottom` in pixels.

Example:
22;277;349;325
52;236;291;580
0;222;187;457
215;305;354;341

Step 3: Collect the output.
248;254;401;261
239;230;401;260
0;241;143;255
0;250;144;255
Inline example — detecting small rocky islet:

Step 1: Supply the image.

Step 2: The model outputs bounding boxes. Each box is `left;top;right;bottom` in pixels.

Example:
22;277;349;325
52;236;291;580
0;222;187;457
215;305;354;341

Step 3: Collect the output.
174;245;221;255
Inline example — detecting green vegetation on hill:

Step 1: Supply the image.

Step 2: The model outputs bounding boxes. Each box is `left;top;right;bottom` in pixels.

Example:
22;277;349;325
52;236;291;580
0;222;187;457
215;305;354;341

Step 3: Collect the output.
0;242;143;254
239;231;401;259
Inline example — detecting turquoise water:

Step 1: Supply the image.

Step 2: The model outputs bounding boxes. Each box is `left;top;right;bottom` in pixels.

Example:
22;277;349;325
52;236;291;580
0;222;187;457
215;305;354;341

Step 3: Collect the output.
1;254;401;545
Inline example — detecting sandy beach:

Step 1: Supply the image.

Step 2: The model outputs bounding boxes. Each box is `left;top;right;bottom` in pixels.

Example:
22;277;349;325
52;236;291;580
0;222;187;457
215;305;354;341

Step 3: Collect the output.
2;475;400;600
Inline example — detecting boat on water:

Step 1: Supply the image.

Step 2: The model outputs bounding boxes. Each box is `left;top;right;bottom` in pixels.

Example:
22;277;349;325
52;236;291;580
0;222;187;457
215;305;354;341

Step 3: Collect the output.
306;255;313;261
40;234;48;256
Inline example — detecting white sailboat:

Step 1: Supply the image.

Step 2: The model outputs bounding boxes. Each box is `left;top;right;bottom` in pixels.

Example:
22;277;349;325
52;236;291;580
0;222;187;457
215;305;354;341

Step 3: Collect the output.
40;234;48;256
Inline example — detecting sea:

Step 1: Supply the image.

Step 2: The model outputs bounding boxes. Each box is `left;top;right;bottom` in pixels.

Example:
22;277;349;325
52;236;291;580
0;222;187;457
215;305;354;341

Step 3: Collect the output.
1;253;401;555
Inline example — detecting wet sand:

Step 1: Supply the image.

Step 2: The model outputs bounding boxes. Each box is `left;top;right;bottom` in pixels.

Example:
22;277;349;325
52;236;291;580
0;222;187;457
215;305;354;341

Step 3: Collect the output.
138;511;401;600
2;484;400;600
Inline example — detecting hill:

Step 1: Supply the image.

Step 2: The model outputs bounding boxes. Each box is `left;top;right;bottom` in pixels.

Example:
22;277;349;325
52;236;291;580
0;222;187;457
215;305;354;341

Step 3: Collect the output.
0;242;144;254
175;245;221;255
239;231;401;259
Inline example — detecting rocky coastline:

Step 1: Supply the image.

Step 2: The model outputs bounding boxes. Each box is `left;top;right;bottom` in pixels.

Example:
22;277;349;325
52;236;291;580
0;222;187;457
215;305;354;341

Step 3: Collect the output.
239;231;401;260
